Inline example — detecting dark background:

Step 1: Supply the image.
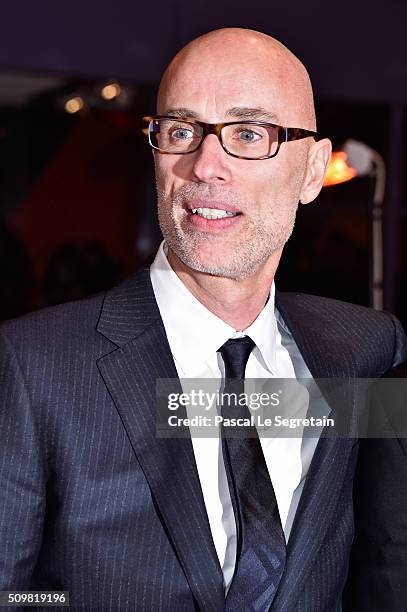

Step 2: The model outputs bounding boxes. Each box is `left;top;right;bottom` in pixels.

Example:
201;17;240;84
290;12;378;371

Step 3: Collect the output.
0;0;406;325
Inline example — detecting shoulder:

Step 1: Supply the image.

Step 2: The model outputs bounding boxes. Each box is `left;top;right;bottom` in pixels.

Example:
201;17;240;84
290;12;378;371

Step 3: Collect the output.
277;290;402;332
0;268;154;364
276;291;407;371
0;291;109;361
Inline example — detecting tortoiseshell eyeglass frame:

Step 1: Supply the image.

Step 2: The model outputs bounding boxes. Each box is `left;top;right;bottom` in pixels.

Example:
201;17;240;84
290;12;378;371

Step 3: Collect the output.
142;115;317;160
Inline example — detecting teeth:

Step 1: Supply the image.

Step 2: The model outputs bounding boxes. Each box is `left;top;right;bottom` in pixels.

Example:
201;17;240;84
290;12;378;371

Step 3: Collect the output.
191;207;237;219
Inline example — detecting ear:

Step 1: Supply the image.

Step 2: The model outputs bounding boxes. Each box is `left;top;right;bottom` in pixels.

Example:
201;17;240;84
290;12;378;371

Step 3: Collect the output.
299;138;332;204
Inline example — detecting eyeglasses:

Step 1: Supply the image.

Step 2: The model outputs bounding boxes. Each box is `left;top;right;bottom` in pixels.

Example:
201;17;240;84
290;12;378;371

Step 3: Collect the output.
142;115;316;160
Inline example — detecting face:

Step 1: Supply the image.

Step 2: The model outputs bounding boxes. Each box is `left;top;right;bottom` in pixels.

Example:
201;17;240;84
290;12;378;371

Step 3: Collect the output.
154;37;312;280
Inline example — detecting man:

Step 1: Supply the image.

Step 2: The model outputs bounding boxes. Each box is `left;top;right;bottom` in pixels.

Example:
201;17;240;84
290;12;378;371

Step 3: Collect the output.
0;28;405;611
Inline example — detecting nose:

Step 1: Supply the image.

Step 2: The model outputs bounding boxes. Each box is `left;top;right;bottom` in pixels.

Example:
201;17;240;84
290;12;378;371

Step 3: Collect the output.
190;133;232;184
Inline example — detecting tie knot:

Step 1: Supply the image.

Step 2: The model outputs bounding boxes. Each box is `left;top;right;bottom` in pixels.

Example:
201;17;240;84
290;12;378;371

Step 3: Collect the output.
218;337;255;379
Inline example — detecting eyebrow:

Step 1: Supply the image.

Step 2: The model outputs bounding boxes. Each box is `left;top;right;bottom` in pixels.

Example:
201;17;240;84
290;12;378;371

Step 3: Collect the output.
163;106;280;123
225;107;280;123
164;108;200;119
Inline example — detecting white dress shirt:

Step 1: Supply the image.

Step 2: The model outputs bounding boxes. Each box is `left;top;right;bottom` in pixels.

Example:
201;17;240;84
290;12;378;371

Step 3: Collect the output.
150;241;325;592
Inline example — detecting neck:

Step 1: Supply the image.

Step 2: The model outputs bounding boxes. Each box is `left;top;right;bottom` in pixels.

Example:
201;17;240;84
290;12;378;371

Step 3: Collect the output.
167;248;282;331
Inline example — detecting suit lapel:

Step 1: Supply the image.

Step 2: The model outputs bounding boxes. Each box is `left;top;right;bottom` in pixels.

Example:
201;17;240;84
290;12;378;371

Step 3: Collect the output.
272;291;357;610
96;269;225;612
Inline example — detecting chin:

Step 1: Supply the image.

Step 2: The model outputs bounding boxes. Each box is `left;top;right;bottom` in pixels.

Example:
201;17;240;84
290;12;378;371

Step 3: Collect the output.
176;249;261;281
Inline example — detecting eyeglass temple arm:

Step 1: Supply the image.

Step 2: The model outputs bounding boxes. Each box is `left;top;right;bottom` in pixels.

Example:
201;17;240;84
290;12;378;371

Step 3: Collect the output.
285;127;317;141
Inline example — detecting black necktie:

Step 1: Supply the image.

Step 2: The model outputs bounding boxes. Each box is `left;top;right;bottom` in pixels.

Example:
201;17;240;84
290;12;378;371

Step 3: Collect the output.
218;337;286;611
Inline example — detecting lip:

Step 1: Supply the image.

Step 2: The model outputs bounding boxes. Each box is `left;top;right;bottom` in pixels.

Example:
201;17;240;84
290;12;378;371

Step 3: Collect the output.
185;208;243;233
184;199;242;214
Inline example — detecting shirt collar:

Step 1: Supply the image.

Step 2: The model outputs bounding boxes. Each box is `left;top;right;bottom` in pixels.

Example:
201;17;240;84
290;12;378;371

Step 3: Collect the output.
150;241;278;376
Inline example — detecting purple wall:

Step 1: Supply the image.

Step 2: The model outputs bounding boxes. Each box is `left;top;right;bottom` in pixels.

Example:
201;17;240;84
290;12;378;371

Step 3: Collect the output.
1;0;406;102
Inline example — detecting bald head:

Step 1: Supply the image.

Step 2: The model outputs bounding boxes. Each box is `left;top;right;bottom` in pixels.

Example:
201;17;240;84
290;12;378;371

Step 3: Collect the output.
157;28;316;131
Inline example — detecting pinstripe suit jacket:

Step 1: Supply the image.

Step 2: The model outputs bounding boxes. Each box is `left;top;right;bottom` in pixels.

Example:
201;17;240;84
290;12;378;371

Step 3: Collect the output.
1;268;406;612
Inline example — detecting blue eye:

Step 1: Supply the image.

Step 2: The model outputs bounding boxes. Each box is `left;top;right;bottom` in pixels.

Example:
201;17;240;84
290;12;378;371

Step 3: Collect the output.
240;130;257;141
171;128;194;140
232;127;263;143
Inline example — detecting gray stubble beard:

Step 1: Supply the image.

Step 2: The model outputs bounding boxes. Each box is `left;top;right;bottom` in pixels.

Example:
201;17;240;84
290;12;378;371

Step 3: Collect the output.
156;183;298;281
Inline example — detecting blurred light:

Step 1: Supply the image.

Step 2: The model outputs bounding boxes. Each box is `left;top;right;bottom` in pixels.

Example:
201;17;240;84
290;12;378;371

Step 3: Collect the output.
64;96;84;114
101;82;121;100
323;151;357;187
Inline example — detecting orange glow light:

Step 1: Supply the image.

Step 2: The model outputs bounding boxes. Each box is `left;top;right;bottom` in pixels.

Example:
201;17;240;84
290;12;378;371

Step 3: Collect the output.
101;83;121;100
323;151;357;187
64;96;84;114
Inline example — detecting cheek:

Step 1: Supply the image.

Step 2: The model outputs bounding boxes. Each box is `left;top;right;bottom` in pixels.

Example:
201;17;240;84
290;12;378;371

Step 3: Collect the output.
154;156;184;197
239;164;285;205
253;158;304;206
154;155;172;188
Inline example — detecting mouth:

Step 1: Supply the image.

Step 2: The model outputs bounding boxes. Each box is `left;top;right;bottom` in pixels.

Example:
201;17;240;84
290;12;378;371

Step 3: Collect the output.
184;201;243;233
189;207;241;220
183;199;243;232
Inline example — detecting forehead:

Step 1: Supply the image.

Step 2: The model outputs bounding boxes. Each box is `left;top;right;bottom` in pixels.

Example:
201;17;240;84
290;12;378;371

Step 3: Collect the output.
158;49;301;125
